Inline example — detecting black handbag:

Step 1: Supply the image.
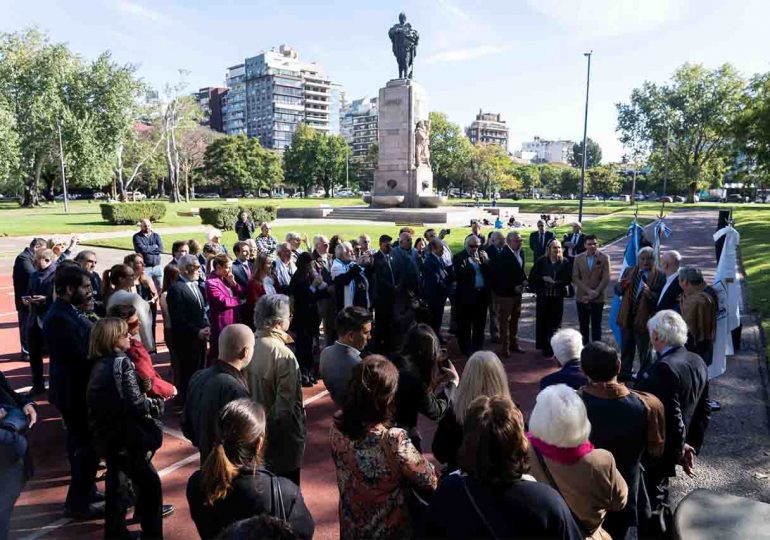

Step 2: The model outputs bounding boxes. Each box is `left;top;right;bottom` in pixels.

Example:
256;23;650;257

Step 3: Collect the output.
270;473;287;521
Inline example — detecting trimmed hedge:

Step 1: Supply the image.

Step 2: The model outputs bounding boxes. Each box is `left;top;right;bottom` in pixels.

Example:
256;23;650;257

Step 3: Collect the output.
100;202;167;225
199;204;278;231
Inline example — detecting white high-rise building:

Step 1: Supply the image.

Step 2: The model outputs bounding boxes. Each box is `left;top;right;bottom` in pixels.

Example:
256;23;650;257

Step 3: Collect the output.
222;45;333;150
521;136;575;164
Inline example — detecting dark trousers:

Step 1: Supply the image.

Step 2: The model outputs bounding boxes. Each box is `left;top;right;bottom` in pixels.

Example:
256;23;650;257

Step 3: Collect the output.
639;464;672;538
427;297;446;338
105;449;163;539
457;289;488;355
535;296;564;357
0;454;24;539
621;330;652;379
374;301;394;354
171;335;206;404
61;411;100;514
27;322;46;389
17;308;29;354
294;331;315;376
577;301;604;344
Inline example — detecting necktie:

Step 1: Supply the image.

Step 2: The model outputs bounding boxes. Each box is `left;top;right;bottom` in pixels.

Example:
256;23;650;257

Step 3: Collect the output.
386;255;395;285
243;262;251;279
189;282;203;308
540;233;544;249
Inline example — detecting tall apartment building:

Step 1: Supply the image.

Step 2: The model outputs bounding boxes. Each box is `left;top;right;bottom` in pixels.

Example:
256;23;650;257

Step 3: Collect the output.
521;136;575;164
329;83;346;136
341;96;378;187
194;87;228;132
222;45;333;150
466;110;509;150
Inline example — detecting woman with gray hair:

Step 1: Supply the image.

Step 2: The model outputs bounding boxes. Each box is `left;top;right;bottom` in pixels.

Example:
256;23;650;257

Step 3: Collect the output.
528;384;628;539
539;328;589;390
245;294;306;485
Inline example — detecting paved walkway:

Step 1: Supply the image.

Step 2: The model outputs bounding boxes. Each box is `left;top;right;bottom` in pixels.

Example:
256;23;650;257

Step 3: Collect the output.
4;209;769;539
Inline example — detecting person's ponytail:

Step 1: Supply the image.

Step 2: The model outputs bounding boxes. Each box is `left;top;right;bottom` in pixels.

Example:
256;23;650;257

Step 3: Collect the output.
201;442;239;506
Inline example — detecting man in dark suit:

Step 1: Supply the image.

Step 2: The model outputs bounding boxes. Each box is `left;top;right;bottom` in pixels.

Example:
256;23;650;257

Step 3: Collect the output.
422;239;452;339
562;221;586;260
453;234;490;356
484;231;505;343
657;250;683;312
580;341;665;540
12;238;46;360
319;307;372;408
371;235;395;353
529;220;554;261
182;324;253;464
43;265;103;519
167;254;210;405
74;250;104;316
491;231;527;356
231;241;252;289
636;309;710;537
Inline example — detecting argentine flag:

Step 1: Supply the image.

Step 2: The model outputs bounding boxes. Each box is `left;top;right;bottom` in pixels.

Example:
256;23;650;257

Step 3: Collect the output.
608;221;646;347
652;218;672;263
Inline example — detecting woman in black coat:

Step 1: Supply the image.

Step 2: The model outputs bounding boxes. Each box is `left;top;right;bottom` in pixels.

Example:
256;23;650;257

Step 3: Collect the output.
289;252;329;387
392;324;459;452
528;239;572;360
87;318;165;540
186;399;314;540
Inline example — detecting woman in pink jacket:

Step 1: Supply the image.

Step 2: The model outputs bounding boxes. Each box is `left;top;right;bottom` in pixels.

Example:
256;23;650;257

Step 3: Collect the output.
205;254;246;363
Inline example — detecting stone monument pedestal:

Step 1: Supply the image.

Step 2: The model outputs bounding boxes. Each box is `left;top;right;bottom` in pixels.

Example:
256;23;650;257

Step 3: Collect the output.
372;79;439;208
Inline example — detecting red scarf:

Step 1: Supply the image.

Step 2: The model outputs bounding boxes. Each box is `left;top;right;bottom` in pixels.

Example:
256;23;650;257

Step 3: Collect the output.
527;433;594;464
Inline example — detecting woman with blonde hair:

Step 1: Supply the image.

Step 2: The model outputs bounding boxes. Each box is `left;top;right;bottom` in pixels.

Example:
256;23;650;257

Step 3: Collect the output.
87;317;166;539
432;350;510;473
529;239;572;360
186;398;314;540
527;384;628;539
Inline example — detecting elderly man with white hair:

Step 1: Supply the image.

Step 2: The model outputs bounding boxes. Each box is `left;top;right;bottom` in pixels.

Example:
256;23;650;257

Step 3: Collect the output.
616;246;666;381
539;328;589;390
635;309;710;536
528;384;628;538
331;241;369;311
657;250;683;312
272;242;296;294
246;295;306;485
204;229;228;256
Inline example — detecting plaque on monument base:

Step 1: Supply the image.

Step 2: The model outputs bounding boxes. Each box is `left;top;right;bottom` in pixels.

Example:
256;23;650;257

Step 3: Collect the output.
372;78;440;208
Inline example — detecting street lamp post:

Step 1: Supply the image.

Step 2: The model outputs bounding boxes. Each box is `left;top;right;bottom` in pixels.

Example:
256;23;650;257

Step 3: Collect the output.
578;51;592;223
663;124;670;197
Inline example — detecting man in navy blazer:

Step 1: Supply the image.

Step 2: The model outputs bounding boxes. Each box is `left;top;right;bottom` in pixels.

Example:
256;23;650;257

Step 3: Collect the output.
656;251;683;312
529;220;555;261
539;329;588;390
422;239;453;339
43;265;102;519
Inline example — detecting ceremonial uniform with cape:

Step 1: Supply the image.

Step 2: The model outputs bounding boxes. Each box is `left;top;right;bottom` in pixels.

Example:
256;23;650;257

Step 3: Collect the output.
710;225;740;379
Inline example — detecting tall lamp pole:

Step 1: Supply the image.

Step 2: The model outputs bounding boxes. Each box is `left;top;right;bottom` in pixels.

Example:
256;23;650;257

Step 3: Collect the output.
662;124;670;197
577;51;592;223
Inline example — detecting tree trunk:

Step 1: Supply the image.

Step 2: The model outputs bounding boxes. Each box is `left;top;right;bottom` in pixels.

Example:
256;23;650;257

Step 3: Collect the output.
22;155;45;207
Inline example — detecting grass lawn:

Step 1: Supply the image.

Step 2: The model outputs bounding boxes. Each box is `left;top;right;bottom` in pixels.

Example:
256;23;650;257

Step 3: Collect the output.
730;208;770;356
83;214;653;260
0;197;366;237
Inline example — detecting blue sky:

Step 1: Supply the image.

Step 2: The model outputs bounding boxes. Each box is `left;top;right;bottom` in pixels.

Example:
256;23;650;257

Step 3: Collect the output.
3;0;769;161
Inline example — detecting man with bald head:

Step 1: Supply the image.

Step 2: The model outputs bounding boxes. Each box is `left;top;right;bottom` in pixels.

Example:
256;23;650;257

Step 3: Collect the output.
132;219;164;291
182;323;254;464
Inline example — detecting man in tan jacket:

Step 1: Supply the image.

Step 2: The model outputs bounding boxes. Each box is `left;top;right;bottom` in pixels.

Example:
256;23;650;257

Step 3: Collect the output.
572;234;611;344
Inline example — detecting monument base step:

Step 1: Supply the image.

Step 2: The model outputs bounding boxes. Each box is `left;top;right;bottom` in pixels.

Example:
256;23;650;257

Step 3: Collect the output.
323;206;499;226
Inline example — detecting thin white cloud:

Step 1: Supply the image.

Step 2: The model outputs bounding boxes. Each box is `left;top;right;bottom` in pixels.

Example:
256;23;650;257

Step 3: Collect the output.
434;0;471;20
114;0;166;23
425;45;504;64
526;0;691;37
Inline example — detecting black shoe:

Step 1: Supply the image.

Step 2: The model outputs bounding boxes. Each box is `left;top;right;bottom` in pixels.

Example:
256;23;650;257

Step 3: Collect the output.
64;501;106;520
91;490;105;503
309;373;318;384
21;353;30;362
25;385;47;398
130;504;175;524
301;375;313;388
707;399;722;411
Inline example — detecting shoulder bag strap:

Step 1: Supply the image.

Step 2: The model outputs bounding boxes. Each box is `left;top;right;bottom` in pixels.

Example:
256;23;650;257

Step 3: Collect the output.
270;473;287;521
461;476;500;540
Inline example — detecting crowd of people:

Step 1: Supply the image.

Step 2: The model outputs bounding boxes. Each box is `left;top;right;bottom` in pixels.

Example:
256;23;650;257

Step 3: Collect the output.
0;212;722;539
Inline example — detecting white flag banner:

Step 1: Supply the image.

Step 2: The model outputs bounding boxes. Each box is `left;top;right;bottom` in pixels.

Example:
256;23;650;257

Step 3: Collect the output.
710;225;741;379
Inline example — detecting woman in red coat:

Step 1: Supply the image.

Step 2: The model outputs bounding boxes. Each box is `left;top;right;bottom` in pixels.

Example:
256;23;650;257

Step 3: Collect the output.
206;254;246;363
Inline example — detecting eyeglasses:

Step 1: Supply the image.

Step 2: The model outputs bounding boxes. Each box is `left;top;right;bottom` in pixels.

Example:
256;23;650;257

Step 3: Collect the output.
85;259;97;264
469;245;479;249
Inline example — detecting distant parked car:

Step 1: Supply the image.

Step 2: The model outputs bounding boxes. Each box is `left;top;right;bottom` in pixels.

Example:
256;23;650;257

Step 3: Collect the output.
195;193;220;199
726;194;744;204
93;191;107;200
658;196;674;203
674;195;686;203
634;193;646;201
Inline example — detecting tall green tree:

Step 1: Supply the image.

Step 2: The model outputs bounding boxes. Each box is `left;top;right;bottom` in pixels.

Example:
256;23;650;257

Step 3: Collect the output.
202;134;281;195
283;124;319;196
0;99;19;190
734;71;770;184
511;164;541;195
462;143;517;197
316;134;349;197
570;138;602;168
587;165;621;196
617;63;745;201
428;111;473;193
